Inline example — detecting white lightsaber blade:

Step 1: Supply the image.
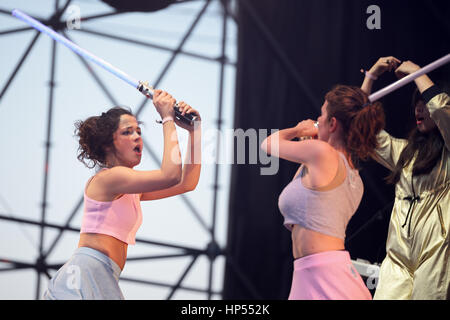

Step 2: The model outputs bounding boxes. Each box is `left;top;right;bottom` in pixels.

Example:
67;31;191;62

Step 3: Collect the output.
12;9;140;90
369;53;450;102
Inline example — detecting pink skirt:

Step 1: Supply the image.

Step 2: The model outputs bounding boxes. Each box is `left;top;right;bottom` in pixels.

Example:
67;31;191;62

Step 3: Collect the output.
288;250;372;300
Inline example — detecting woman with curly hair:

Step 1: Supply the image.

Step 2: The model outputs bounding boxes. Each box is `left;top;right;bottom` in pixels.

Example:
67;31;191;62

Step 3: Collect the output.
43;89;202;299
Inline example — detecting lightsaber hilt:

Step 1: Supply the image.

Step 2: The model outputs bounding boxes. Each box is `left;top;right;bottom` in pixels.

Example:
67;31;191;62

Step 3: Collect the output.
137;81;198;126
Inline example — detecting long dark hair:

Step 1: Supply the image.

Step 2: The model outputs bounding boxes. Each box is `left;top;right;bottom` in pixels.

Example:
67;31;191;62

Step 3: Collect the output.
325;85;386;166
74;106;134;168
385;90;445;184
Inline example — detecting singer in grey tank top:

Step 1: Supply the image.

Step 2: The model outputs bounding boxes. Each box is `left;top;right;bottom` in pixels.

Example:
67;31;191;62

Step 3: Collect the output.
261;85;385;299
278;151;363;239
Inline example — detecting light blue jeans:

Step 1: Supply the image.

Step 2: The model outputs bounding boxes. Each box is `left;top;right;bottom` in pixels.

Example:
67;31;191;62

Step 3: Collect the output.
43;247;124;300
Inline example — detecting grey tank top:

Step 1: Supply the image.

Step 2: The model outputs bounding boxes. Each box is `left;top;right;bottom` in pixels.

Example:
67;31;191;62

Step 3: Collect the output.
278;152;363;239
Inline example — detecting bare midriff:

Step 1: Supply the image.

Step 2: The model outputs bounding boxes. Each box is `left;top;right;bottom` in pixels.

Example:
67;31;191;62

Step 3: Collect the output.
78;233;128;270
291;224;345;259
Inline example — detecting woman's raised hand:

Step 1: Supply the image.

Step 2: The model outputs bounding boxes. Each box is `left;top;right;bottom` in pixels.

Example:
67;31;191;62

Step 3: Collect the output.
394;61;421;79
295;119;318;139
175;102;201;131
368;56;402;78
153;89;176;119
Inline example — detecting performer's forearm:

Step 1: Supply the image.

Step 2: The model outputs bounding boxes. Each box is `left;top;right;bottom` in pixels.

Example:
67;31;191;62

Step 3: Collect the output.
414;74;434;94
261;127;298;156
361;76;375;95
180;126;201;191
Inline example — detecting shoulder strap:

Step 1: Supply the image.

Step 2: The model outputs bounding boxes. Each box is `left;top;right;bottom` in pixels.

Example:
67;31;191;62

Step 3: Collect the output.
84;168;108;194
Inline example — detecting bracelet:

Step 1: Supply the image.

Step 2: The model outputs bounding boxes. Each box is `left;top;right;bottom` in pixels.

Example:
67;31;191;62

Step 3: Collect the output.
162;116;174;124
363;70;378;80
156;116;174;124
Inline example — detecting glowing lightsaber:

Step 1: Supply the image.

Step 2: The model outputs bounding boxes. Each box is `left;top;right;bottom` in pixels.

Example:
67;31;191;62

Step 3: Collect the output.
369;53;450;102
11;9;196;125
12;9;138;87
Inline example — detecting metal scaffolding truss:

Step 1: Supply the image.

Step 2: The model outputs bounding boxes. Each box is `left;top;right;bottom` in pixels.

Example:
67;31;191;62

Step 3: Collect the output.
0;0;393;300
0;0;246;300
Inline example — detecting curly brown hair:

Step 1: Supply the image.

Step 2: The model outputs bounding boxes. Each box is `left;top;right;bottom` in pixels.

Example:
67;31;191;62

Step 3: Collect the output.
325;85;385;166
74;106;134;168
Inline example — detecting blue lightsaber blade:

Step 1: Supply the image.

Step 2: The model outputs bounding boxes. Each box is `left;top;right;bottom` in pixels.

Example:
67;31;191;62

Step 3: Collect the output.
11;9;197;125
12;9;139;88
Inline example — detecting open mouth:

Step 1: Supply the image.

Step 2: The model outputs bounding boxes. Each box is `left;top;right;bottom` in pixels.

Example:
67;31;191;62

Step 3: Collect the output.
134;146;142;154
416;116;424;125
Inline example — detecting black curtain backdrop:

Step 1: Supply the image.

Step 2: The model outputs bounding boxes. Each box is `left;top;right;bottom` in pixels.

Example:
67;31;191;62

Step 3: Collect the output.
223;0;450;299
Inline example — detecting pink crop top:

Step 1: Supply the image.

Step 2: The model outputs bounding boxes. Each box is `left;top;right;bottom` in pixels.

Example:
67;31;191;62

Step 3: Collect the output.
80;173;143;245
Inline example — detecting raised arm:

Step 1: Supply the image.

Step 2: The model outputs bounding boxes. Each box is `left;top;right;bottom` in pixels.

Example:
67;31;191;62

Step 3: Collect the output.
141;104;202;201
260;117;340;177
361;56;402;95
95;90;183;197
395;61;450;150
261;119;341;185
260;119;325;164
394;60;434;93
361;56;407;170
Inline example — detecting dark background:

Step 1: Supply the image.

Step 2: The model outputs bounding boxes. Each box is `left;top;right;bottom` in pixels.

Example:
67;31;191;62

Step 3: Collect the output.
223;0;450;299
